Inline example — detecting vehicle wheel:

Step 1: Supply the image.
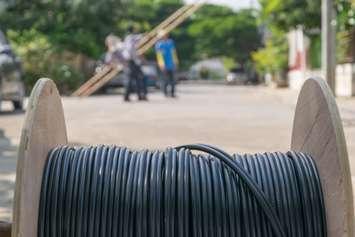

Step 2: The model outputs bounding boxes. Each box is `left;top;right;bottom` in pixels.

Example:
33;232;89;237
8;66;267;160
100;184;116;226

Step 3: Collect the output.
12;100;23;111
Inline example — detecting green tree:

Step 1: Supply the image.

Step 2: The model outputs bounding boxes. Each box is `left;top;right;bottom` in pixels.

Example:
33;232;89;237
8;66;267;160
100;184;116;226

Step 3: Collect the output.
187;5;261;67
258;0;321;31
1;0;129;57
254;0;322;73
252;29;288;74
0;0;125;91
254;0;355;74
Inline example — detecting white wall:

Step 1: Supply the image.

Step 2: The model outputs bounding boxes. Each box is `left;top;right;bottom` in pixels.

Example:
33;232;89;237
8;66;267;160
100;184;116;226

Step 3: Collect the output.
288;63;355;97
336;64;355;97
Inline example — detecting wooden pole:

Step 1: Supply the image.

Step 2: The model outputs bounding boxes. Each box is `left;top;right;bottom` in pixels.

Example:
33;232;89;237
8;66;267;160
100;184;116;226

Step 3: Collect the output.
322;0;337;94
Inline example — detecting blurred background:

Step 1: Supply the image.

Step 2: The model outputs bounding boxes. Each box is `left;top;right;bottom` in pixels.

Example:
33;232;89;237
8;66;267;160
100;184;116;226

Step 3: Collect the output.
0;0;352;95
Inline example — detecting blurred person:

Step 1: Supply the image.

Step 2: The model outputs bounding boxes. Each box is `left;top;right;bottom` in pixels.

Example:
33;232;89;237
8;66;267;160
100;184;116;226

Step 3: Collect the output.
123;25;147;102
104;34;126;67
155;30;179;97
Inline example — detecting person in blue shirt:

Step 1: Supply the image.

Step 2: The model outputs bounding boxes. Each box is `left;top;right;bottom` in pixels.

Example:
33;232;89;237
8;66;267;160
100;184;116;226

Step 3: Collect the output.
155;31;179;97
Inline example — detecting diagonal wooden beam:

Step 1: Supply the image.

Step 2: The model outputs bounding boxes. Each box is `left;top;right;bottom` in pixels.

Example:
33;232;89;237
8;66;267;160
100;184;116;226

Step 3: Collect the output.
80;66;122;97
137;3;203;55
72;66;112;96
137;4;194;50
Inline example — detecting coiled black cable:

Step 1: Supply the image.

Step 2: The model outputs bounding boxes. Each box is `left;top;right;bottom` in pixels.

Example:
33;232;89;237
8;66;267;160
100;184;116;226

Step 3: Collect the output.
38;144;327;237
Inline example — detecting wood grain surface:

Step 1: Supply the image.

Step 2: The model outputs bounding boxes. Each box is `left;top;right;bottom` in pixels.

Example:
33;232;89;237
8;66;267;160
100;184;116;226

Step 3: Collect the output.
12;79;68;237
292;77;354;237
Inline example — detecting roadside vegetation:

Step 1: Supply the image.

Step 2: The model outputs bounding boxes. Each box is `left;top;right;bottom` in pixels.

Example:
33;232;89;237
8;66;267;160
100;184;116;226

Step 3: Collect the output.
252;0;354;79
0;0;354;93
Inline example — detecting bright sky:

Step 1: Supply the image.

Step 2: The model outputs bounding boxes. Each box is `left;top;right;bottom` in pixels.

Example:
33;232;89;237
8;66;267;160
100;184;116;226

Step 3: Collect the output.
184;0;260;10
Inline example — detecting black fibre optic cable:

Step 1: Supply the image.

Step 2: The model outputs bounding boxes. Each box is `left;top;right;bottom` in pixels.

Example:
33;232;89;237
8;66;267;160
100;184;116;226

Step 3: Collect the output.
38;144;327;237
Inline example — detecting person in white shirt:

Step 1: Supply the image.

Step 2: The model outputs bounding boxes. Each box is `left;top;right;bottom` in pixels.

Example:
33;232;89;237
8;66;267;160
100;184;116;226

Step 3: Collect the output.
104;34;125;66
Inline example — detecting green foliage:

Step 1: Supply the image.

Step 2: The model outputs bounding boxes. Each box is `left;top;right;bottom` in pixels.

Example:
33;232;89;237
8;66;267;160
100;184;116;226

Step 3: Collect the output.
256;0;355;71
254;0;321;74
258;0;321;31
309;35;321;68
258;0;354;33
252;30;288;74
1;0;129;57
336;0;355;63
187;6;261;65
0;0;126;92
7;29;84;93
222;57;237;71
337;0;355;31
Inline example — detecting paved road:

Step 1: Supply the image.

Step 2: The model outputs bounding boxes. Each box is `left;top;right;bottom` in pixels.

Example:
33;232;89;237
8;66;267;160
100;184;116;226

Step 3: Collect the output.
1;84;355;220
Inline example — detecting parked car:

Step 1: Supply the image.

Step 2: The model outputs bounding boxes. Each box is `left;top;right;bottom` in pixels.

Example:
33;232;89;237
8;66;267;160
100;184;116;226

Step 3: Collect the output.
176;71;190;82
226;67;247;85
141;62;160;88
0;30;25;110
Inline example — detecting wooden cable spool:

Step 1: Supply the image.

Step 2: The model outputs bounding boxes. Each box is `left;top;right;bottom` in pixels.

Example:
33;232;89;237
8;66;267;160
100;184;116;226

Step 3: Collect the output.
291;78;354;236
7;77;355;237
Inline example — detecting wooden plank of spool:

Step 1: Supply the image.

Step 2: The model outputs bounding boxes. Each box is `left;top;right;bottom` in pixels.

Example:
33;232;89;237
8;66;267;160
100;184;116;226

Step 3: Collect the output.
12;79;68;237
291;77;354;237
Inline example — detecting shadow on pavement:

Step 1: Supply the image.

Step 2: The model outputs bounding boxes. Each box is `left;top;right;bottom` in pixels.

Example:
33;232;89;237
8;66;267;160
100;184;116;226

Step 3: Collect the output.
0;129;17;221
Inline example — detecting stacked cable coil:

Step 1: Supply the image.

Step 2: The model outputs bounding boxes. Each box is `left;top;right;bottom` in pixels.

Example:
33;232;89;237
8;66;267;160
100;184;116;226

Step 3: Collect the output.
38;144;327;237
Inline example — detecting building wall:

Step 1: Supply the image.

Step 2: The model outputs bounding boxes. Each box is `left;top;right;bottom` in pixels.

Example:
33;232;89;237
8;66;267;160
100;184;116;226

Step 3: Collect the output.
288;63;355;97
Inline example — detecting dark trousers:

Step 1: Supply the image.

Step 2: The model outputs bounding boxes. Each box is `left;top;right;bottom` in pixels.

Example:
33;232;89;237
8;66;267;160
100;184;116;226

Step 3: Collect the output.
124;60;145;100
163;69;175;97
142;76;148;97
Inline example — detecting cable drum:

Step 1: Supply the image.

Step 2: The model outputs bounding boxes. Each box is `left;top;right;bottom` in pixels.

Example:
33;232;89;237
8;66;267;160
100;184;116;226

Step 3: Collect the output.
38;144;327;237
